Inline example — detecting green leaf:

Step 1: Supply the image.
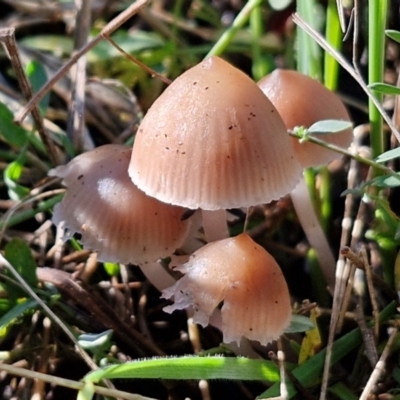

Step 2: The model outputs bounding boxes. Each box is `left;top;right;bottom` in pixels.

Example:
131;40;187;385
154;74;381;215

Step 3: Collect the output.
4;238;38;301
386;29;400;44
103;262;120;277
25;60;49;113
328;382;359;400
88;30;165;63
84;356;280;384
369;82;400;96
0;102;28;148
367;174;400;189
21;35;73;56
375;147;400;163
0;298;37;335
4;155;29;201
307;119;353;135
78;330;113;357
285;314;314;333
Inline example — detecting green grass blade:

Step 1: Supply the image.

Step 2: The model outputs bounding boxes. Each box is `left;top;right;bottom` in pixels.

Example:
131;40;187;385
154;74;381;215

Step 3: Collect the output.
84;356;280;384
369;0;388;164
324;0;342;90
206;0;262;57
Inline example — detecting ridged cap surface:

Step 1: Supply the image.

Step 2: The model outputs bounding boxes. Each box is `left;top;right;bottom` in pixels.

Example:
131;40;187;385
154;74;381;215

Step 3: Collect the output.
129;56;301;210
50;145;190;264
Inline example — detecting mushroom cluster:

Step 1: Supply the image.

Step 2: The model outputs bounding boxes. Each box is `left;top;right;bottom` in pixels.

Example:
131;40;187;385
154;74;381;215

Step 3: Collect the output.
51;57;352;346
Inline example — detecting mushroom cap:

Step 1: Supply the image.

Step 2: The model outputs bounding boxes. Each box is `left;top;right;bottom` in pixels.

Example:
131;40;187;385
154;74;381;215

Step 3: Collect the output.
49;145;190;264
129;56;301;210
258;69;352;168
162;233;291;345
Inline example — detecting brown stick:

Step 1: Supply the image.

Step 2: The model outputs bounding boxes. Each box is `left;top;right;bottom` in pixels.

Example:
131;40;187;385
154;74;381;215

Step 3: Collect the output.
0;28;61;166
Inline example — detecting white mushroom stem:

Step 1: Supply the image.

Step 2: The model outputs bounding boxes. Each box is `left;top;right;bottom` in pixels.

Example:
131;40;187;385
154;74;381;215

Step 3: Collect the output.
201;209;229;242
139;261;176;292
291;178;336;291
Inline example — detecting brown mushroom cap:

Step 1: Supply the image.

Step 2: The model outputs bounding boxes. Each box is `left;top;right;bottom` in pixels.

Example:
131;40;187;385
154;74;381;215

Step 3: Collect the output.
258;69;352;168
49;145;190;264
129;56;301;210
162;233;291;345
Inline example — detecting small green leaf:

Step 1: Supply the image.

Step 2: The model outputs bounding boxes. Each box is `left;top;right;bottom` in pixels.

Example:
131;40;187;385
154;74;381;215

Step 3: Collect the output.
285;314;314;333
0;298;37;334
78;330;113;356
103;262;120;277
4;156;29;201
25;60;49;113
375;147;400;163
328;382;359;400
0;103;28;148
307;119;353;135
369;82;400;96
386;29;400;44
4;238;38;301
368;174;400;189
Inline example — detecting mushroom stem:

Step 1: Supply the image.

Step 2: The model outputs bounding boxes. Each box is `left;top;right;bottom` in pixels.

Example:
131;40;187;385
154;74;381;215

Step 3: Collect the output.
201;209;229;242
290;177;336;291
139;261;176;292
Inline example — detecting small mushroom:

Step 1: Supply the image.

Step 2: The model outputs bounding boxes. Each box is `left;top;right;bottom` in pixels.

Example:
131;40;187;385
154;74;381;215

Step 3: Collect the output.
49;145;190;289
258;69;352;167
258;69;353;290
162;233;292;346
129;56;302;242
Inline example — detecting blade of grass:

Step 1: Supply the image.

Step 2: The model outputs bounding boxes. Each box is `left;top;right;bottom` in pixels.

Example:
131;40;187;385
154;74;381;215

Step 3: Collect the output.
206;0;262;57
324;0;342;90
368;0;388;167
83;356;280;383
296;0;322;78
250;2;268;80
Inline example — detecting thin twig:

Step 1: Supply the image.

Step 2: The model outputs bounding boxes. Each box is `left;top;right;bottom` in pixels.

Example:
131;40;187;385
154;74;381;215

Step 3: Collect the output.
67;0;93;152
361;247;380;341
0;28;60;166
14;0;151;124
102;34;172;85
289;131;395;175
0;362;156;400
359;328;398;400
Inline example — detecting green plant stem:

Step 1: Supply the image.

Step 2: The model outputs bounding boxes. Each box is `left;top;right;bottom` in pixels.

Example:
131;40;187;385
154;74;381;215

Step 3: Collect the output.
0;363;153;400
319;167;331;233
250;3;267;80
289;132;394;175
324;0;341;91
0;194;62;230
368;0;387;165
206;0;262;57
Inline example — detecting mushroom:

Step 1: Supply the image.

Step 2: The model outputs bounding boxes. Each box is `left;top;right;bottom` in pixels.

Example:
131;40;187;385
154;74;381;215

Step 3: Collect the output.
258;69;353;290
129;56;302;242
162;233;292;346
258;69;352;168
49;144;190;290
